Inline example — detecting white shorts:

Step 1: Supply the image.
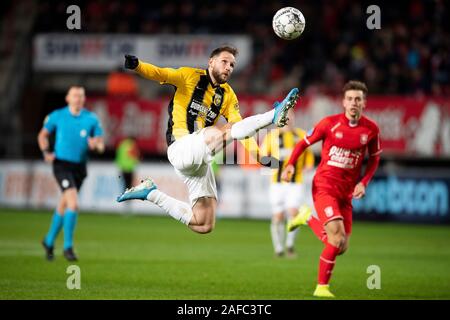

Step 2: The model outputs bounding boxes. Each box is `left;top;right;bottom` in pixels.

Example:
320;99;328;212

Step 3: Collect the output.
269;183;306;214
167;129;217;206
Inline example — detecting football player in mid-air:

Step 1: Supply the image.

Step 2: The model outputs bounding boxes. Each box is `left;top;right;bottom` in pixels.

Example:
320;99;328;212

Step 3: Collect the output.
282;81;382;298
38;86;104;261
117;45;300;234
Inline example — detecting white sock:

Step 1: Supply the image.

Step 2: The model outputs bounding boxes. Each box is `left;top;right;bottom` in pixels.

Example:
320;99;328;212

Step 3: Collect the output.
231;110;275;140
286;219;299;248
270;221;285;254
147;189;193;225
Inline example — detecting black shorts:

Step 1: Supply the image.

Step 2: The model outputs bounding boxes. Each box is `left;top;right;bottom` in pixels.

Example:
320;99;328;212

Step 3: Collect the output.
52;159;87;191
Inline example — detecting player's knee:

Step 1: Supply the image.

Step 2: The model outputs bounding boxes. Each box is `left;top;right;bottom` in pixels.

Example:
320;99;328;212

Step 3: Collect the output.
204;126;226;145
219;123;233;133
272;213;284;223
338;240;350;255
196;224;214;234
328;232;346;249
56;204;66;215
67;203;78;211
66;198;79;211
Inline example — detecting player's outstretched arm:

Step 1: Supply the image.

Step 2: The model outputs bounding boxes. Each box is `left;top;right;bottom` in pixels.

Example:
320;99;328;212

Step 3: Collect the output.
284;119;326;177
124;54;183;85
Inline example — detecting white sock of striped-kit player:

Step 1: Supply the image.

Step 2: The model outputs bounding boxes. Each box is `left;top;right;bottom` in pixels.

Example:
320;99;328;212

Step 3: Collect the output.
271;220;285;254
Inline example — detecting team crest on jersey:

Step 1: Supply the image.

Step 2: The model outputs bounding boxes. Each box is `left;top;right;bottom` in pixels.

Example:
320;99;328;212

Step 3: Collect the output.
80;129;87;137
213;93;223;106
324;206;334;218
360;133;368;145
335;131;343;139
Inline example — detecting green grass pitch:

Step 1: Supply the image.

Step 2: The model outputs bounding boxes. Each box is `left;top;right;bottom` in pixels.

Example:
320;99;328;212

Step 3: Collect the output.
0;209;449;299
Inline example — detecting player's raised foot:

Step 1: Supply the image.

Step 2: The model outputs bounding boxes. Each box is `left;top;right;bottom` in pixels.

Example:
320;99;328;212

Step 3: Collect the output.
272;88;300;127
41;239;54;261
313;284;335;298
63;247;78;262
287;205;312;232
116;178;157;202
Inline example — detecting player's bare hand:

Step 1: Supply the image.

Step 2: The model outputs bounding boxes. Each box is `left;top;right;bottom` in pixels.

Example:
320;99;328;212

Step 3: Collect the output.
88;137;105;153
281;164;295;182
124;54;139;70
43;152;55;163
88;137;97;150
353;182;366;199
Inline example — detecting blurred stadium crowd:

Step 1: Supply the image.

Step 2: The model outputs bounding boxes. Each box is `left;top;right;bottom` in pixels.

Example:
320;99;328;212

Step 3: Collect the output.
28;0;450;96
0;0;449;160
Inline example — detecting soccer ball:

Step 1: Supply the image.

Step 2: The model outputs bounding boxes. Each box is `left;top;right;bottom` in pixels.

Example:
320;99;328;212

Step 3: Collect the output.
272;7;305;40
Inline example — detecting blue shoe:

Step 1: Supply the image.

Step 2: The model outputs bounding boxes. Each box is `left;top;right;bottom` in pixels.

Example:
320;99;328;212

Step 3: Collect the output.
273;88;300;127
116;178;157;202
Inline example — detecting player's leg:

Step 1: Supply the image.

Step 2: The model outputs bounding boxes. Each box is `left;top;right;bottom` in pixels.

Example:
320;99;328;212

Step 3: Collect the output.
62;187;79;261
311;218;344;298
42;195;66;261
286;204;326;243
117;132;218;234
117;173;193;223
285;207;299;257
271;212;285;257
62;164;87;261
285;183;306;257
337;200;353;255
324;219;346;252
301;190;329;243
118;177;216;233
42;160;69;261
312;193;347;298
269;184;286;257
123;171;133;191
316;219;346;289
188;197;216;234
116;136;195;226
174;159;219;233
203;88;300;154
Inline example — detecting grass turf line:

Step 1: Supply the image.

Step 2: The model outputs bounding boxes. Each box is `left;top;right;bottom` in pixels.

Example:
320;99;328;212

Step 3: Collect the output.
0;209;449;299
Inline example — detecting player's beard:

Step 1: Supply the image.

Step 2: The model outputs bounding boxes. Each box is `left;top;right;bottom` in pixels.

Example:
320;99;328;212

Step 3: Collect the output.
211;68;229;84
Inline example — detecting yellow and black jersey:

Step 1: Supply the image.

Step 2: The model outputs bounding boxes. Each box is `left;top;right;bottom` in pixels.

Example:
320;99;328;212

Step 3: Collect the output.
261;128;315;183
135;62;244;146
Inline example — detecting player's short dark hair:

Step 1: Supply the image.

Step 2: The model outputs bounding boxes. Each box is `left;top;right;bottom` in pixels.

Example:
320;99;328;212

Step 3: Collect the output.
210;45;239;58
342;80;368;98
67;85;85;92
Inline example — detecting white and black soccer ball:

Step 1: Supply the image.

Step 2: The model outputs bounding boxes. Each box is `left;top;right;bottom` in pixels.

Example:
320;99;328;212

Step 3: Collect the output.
272;7;305;40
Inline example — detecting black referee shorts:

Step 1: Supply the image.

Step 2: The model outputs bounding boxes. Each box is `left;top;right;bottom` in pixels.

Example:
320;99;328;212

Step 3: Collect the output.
52;159;87;192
